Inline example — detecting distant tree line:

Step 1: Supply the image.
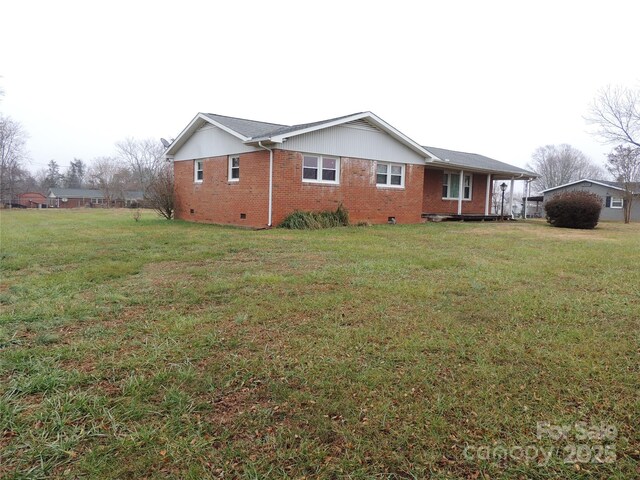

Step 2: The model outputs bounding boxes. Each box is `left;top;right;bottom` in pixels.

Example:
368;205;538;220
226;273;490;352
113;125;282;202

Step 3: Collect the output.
1;140;171;209
2;82;173;216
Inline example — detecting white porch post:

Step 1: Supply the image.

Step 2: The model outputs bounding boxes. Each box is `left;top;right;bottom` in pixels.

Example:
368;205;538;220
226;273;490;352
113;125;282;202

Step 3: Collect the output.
508;177;515;218
457;169;464;215
523;180;529;219
484;174;491;215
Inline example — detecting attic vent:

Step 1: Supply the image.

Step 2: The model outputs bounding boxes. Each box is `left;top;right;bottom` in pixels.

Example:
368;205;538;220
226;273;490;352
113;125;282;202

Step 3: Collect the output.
344;119;381;132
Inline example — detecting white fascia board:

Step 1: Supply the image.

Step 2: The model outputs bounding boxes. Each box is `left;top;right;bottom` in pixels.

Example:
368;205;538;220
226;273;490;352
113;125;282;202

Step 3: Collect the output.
199;114;249;141
363;112;439;161
541;179;623;193
164;113;248;157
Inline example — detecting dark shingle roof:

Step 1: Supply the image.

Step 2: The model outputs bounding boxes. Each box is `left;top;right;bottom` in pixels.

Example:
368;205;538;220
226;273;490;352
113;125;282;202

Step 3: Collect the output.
202;113;287;139
49;188;104;198
424;146;536;176
124;191;144;200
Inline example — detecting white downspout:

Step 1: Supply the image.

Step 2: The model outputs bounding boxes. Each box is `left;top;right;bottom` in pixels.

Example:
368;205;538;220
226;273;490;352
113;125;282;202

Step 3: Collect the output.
523;180;530;219
258;141;274;227
457;169;464;215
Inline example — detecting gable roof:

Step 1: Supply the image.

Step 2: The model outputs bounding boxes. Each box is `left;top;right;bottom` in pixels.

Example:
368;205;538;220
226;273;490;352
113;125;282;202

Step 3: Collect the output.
164;111;537;177
541;179;625;194
165;111;434;160
424;146;537;178
49;188;104;198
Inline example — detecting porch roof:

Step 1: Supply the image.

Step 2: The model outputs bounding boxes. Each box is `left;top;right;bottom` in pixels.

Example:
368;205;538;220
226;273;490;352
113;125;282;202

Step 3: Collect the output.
423;146;537;179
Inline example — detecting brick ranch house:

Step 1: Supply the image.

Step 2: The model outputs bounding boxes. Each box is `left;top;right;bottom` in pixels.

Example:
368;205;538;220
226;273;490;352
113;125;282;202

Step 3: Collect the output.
165;112;536;227
47;188;144;208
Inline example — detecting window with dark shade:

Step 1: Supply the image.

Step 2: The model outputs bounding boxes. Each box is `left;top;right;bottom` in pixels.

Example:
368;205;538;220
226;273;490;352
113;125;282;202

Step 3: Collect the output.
302;155;339;184
229;156;240;181
376;162;404;188
442;172;472;199
194;160;204;182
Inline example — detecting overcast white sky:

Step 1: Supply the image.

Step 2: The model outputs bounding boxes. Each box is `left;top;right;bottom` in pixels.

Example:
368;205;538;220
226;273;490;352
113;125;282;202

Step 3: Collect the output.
1;0;638;174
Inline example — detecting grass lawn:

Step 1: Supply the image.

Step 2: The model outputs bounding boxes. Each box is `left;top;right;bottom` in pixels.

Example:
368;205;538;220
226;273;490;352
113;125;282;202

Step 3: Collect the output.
1;209;638;479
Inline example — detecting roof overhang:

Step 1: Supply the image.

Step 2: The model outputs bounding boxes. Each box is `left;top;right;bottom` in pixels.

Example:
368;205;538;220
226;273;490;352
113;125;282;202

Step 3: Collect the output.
427;160;538;180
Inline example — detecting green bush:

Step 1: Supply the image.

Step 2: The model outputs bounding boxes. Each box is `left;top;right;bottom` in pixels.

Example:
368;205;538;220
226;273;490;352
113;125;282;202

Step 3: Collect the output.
280;204;349;229
545;191;602;229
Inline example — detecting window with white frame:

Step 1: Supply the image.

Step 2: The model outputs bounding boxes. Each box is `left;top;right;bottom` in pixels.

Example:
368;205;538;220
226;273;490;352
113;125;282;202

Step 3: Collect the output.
302;155;339;183
610;197;623;208
442;172;472;199
376;162;404;187
194;160;204;182
228;156;240;181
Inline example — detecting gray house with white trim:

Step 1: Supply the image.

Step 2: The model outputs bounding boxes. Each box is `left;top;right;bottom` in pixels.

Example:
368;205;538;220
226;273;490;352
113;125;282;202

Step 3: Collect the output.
542;179;640;222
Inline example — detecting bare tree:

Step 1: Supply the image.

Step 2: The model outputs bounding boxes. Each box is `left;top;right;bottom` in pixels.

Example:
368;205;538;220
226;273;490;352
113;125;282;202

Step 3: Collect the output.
527;144;605;192
0;114;29;205
145;162;174;219
88;157;131;207
115;137;164;194
606;145;640;224
586;85;640;148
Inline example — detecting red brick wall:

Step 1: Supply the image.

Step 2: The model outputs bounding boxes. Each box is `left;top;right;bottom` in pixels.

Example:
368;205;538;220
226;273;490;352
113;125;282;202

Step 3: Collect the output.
54;197;92;208
422;167;491;214
18;193;47;207
174;150;270;227
173;149;426;227
271;150;424;225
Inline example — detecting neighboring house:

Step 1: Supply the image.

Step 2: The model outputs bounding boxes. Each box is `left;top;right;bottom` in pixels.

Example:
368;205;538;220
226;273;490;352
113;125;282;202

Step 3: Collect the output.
164;111;537;227
123;191;145;207
47;188;144;208
48;188;106;208
17;192;48;208
542;179;640;222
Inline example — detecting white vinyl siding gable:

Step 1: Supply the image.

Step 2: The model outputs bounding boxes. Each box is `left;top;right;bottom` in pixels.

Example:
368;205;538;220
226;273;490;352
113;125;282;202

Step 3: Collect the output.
173;125;259;161
281;121;426;165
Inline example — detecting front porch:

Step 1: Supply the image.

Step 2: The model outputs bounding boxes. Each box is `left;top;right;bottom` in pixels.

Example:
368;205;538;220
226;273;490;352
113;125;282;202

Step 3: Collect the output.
422;213;512;222
420;146;538;221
